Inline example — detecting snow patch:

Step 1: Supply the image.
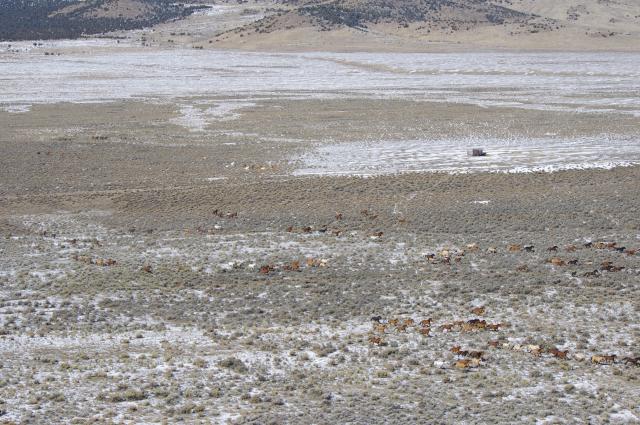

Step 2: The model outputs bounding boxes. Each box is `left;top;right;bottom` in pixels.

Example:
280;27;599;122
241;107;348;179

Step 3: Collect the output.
171;101;256;131
294;135;640;176
1;104;31;113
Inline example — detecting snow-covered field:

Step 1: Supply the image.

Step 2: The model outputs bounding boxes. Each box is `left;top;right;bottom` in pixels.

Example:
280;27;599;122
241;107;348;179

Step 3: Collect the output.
295;135;640;175
171;101;257;131
1;48;639;174
1;49;639;113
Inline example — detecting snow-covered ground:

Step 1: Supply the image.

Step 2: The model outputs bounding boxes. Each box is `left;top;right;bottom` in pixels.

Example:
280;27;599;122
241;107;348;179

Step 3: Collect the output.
1;48;639;173
171;101;257;131
188;4;259;18
1;50;639;113
294;135;640;175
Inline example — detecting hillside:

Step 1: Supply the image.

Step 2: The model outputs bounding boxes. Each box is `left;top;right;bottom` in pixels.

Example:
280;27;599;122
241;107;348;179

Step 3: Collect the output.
207;0;640;51
275;0;539;30
0;0;201;41
1;0;639;49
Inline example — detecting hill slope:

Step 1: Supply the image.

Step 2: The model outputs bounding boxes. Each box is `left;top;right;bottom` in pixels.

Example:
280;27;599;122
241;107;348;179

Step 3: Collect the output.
209;0;640;51
2;0;639;49
0;0;200;41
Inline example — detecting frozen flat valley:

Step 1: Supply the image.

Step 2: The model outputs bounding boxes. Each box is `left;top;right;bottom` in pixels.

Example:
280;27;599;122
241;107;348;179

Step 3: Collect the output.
2;48;640;175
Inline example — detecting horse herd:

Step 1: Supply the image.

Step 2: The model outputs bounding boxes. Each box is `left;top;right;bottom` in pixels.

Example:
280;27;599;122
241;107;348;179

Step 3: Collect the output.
367;307;639;370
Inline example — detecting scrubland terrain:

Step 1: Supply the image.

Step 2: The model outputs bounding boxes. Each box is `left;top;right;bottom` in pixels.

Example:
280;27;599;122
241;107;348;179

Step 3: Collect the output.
1;163;640;423
0;3;639;423
1;49;640;422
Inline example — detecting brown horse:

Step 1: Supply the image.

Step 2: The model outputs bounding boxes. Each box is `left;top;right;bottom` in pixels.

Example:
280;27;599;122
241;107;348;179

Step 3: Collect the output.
549;348;569;359
395;323;408;333
283;261;300;271
368;336;386;346
419;318;432;328
471;306;486;316
440;323;454;332
259;265;274;274
591;354;617;364
450;345;468;356
373;324;387;334
454;359;480;369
